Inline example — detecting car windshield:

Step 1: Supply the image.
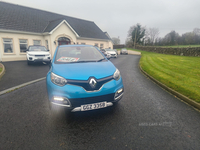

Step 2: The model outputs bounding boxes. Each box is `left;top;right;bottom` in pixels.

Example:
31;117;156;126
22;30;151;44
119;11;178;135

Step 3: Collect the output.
29;46;47;51
105;49;114;51
55;46;105;63
122;49;127;51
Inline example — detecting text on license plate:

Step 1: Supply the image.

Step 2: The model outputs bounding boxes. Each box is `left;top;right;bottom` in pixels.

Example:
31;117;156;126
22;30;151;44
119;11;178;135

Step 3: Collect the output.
81;102;107;111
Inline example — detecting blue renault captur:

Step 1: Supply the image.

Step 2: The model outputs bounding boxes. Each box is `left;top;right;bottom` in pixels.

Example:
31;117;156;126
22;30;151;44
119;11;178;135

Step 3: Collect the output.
46;45;124;114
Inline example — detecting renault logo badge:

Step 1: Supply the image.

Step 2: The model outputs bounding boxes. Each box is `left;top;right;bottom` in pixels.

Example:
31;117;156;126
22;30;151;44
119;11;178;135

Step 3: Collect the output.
89;78;97;88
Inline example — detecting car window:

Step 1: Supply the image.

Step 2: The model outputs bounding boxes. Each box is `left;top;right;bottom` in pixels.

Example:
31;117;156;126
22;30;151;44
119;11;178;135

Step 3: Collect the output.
29;46;47;51
55;46;105;63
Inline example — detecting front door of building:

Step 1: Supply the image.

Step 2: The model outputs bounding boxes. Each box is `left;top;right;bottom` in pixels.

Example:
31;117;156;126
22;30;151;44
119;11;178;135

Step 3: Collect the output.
58;37;71;45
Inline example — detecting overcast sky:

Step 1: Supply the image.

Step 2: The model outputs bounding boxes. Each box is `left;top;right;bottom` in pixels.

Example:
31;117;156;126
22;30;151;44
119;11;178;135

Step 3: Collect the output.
2;0;200;44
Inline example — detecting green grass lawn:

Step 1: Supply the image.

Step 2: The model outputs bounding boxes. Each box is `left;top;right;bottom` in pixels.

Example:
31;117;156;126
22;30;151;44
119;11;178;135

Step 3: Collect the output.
128;48;200;103
156;45;200;48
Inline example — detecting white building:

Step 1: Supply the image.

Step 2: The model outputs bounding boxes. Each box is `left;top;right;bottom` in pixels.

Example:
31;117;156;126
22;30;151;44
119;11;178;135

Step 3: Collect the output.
0;2;113;62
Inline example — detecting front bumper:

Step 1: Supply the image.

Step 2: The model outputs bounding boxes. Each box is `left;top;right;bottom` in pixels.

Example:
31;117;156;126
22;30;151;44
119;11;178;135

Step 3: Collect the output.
33;59;51;63
110;54;117;57
121;51;128;54
46;74;124;112
71;102;114;112
27;56;51;63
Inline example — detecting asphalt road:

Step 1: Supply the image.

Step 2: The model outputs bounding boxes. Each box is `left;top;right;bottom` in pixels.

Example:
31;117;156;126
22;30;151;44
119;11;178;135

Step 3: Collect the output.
1;55;200;150
0;61;49;91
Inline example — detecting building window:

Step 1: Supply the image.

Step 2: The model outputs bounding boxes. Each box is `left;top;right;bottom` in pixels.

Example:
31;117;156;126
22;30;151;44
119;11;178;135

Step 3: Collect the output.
19;39;28;53
45;40;49;50
3;38;13;53
81;43;85;45
100;43;104;49
94;43;98;47
33;40;41;45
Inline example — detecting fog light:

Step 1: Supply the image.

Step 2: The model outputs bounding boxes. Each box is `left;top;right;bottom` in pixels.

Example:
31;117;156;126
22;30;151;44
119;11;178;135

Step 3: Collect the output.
52;96;71;107
114;88;124;101
54;97;64;101
117;88;123;94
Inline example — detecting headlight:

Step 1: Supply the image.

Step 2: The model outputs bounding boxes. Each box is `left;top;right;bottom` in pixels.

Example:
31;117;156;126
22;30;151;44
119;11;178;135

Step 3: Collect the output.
51;72;67;86
28;54;34;56
45;54;50;56
113;69;121;80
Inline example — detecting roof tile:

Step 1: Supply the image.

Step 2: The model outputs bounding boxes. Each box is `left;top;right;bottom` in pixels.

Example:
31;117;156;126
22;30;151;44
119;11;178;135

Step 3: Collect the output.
0;2;109;40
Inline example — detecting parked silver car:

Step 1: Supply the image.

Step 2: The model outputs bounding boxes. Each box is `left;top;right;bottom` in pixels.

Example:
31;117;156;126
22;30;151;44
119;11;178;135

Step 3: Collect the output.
120;48;128;55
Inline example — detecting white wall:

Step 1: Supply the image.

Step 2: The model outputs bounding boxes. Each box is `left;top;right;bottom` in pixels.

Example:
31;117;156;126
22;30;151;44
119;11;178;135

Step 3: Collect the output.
49;23;77;56
0;23;113;61
77;39;113;49
0;32;45;61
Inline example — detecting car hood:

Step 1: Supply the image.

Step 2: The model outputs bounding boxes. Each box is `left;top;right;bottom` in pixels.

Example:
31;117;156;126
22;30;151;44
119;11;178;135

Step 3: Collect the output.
107;51;116;54
52;61;116;80
27;51;50;55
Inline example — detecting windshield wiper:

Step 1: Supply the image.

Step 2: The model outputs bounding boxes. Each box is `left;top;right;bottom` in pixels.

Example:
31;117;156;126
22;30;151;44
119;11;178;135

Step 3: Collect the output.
71;60;97;63
97;58;106;62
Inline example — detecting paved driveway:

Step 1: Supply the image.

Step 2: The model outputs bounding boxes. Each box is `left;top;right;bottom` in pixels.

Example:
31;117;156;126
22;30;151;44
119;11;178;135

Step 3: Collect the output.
0;61;49;91
0;50;140;92
0;55;200;149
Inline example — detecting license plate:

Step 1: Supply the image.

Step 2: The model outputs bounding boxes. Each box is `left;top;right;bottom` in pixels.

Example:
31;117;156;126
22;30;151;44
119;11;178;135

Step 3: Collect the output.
81;102;107;111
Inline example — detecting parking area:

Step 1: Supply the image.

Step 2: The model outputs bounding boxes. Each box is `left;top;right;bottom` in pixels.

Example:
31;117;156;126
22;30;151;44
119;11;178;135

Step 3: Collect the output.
0;61;49;91
0;50;140;92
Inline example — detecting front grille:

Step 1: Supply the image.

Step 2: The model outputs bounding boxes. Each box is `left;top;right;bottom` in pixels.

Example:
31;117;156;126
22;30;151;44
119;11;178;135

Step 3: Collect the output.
35;55;45;57
69;93;115;108
67;76;113;91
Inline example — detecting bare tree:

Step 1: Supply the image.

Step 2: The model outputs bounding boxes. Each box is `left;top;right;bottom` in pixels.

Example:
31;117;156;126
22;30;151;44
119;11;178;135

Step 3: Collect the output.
127;25;135;39
193;28;200;35
146;28;159;45
112;37;120;45
154;28;200;46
